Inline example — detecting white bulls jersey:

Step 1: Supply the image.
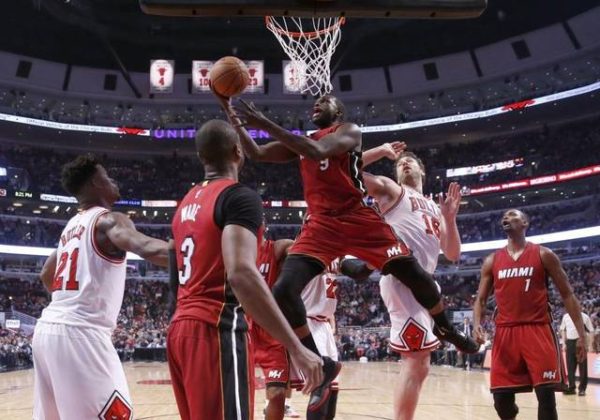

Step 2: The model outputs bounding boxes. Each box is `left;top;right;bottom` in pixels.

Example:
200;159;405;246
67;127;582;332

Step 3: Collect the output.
383;185;441;274
303;258;339;320
379;186;442;352
39;206;127;331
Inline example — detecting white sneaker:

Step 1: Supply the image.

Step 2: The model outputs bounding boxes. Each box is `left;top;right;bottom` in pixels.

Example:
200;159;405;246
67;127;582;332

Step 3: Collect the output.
284;404;300;418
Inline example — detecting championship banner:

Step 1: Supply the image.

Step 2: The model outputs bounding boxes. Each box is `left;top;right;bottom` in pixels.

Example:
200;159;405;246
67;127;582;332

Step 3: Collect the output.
192;60;212;93
192;60;264;93
283;60;308;94
244;60;264;94
150;59;175;93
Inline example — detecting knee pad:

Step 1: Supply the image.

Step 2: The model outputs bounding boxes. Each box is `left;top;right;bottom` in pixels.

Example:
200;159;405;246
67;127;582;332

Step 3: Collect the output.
271;255;324;328
493;393;518;420
382;256;441;310
535;387;557;420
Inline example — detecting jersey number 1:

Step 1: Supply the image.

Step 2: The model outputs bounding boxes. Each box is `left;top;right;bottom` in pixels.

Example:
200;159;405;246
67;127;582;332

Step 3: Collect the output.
51;248;80;291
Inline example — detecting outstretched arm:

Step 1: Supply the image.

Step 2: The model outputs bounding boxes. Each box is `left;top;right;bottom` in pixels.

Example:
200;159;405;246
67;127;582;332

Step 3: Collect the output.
222;225;323;392
473;253;494;344
212;86;297;163
439;182;462;262
362;142;406;167
541;246;588;362
235;99;361;160
97;212;169;267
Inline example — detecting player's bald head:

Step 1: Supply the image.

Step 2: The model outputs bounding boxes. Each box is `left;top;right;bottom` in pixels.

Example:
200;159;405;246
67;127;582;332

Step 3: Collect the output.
195;119;242;169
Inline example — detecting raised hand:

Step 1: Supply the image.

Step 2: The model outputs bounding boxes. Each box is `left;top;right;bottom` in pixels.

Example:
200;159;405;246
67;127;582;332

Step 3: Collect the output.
233;98;270;129
439;182;462;220
385;141;406;159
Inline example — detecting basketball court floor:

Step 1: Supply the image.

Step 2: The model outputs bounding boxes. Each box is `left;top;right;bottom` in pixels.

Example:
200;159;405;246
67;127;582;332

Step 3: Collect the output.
1;361;598;419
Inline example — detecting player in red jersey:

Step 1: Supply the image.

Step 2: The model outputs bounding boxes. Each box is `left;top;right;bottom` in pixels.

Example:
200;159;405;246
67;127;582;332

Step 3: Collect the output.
168;120;322;420
254;236;296;420
473;209;588;420
213;92;478;411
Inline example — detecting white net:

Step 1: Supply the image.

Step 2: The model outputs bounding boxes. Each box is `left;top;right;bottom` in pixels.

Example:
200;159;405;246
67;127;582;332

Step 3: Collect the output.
265;16;345;97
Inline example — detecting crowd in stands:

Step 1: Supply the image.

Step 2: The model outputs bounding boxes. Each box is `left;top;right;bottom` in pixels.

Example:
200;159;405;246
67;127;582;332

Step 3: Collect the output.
2;191;598;248
2;116;600;202
1;252;598;370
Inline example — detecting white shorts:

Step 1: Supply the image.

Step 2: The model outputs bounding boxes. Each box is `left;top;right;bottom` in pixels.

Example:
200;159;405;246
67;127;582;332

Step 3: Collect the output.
380;274;440;353
32;322;133;420
291;317;340;390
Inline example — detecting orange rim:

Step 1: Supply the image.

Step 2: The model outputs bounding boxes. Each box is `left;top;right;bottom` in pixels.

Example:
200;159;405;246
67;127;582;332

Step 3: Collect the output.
264;16;346;39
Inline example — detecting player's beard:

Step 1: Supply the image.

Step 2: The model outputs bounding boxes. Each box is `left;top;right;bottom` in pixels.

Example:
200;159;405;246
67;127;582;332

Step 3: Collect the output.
312;110;334;128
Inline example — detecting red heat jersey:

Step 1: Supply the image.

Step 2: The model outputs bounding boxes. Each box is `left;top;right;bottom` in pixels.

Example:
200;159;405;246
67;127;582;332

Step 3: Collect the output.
300;124;366;214
492;242;551;326
257;239;280;288
171;179;250;331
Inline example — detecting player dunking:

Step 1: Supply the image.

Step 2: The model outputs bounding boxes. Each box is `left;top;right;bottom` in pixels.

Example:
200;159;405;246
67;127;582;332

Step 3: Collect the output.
33;155;170;420
216;92;478;410
341;143;463;420
167;120;322;420
253;236;296;420
473;209;588;420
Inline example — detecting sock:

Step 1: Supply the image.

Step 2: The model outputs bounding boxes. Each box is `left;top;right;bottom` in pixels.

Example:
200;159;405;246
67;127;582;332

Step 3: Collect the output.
301;334;321;356
432;312;453;331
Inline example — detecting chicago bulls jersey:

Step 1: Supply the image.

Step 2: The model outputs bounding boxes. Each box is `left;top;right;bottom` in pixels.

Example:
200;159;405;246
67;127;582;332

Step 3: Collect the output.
39;206;127;331
300;124;366;214
382;185;441;274
303;259;339;320
257;239;279;288
492;242;551;326
172;179;259;332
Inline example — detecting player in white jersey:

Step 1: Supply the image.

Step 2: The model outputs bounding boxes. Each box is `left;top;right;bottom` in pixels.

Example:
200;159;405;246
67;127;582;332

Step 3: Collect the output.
341;143;463;420
33;155;169;420
291;258;340;420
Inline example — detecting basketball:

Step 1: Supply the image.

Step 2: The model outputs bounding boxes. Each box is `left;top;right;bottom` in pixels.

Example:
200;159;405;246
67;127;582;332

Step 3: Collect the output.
210;56;250;97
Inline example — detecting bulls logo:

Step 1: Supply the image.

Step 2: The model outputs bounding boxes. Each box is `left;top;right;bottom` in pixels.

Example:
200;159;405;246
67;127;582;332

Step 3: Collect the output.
99;390;133;420
400;318;427;351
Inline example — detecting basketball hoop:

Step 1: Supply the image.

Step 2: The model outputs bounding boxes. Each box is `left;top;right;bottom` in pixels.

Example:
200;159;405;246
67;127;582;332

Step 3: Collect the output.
265;16;345;96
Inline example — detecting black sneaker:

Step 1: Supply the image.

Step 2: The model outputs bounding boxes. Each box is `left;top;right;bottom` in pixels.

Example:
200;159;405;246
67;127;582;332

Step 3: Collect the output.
307;357;342;412
562;388;576;395
578;390;586;396
433;325;479;354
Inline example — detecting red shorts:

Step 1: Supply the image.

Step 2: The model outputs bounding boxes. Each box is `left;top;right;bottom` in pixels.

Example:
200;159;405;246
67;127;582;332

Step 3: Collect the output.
167;319;254;420
250;325;290;387
289;205;409;269
490;324;566;393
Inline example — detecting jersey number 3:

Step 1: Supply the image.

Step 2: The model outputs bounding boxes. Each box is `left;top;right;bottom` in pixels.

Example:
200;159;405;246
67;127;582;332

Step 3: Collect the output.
51;248;80;291
179;237;195;285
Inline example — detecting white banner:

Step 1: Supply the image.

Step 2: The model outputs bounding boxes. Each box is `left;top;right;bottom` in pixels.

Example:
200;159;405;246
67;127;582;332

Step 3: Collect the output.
150;59;175;93
282;60;308;94
244;60;264;94
192;60;213;93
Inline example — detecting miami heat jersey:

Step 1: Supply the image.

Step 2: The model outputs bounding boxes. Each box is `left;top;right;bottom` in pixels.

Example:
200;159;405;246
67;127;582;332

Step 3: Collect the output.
492;242;551;326
303;259;339;320
39;206;127;331
300;124;366;214
171;179;250;331
382;186;441;274
257;239;279;288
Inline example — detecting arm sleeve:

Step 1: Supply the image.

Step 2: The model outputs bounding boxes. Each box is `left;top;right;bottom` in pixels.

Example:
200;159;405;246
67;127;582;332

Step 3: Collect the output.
214;184;263;235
